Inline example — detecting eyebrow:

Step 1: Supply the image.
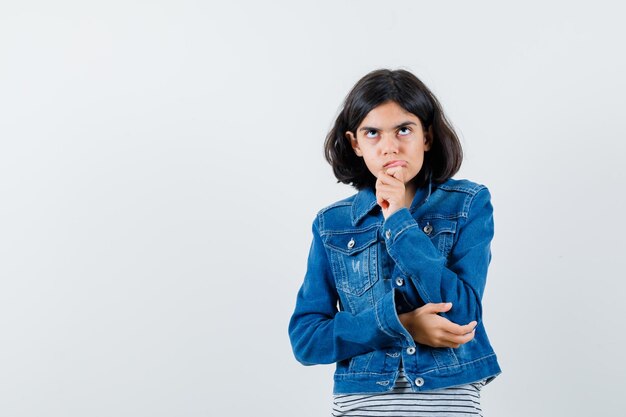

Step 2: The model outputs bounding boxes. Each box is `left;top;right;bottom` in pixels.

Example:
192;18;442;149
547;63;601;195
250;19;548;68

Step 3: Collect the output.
359;121;418;131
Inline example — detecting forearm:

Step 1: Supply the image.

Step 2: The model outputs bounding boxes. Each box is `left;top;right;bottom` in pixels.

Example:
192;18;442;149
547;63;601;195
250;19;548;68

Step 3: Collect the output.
289;289;412;365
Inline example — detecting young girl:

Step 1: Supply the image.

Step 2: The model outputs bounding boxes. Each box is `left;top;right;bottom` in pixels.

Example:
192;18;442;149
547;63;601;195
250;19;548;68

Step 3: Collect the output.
288;69;501;416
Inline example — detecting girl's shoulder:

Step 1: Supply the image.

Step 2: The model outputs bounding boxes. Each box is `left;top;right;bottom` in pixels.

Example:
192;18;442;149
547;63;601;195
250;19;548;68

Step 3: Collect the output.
431;178;493;219
313;193;358;227
436;177;489;196
316;194;358;215
312;189;376;232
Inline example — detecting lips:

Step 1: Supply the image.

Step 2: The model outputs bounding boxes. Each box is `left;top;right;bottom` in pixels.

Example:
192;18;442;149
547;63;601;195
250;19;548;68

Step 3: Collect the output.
384;160;407;168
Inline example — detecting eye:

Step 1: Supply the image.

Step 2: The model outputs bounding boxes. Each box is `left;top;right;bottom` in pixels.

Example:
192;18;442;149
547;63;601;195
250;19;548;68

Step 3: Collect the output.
398;126;412;136
364;129;379;139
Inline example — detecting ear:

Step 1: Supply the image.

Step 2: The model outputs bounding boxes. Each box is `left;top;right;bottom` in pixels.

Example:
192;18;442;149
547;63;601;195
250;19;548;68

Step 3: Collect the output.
346;131;363;157
423;126;433;152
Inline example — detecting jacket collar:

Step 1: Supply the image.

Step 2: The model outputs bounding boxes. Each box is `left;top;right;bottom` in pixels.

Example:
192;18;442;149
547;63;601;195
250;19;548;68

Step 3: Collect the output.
351;177;433;226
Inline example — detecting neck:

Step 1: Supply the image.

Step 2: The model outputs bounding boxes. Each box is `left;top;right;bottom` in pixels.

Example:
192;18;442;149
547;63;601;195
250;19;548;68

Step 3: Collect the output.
404;183;417;208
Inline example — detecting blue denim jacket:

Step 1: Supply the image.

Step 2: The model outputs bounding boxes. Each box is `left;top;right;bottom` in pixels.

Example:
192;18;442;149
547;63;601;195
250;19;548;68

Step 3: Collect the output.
288;178;501;394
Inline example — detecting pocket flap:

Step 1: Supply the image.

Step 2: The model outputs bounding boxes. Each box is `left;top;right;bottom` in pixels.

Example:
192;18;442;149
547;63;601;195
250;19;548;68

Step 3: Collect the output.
421;218;457;237
324;227;378;255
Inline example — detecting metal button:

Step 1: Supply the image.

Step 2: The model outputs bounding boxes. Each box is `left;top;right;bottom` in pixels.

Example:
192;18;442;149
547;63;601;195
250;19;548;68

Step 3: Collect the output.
395;277;404;287
385;230;391;239
347;238;355;249
406;346;416;355
415;377;425;387
423;224;433;235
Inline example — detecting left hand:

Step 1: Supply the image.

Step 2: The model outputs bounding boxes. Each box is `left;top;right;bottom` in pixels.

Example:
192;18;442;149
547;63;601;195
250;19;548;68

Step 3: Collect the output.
376;168;407;219
398;302;477;348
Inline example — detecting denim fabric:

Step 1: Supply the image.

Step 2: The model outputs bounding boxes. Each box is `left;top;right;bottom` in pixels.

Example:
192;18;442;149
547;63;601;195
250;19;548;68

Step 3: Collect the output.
288;178;501;394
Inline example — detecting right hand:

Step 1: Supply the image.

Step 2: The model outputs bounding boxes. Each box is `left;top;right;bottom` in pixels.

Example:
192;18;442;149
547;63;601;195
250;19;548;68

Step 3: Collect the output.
398;302;477;348
375;169;407;219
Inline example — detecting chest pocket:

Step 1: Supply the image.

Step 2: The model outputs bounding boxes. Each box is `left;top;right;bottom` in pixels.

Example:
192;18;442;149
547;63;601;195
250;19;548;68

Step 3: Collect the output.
419;218;457;257
324;227;379;297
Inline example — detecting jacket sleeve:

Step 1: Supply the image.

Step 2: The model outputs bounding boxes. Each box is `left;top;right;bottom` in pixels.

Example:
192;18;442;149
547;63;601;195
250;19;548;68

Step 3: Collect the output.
383;187;494;326
288;218;414;366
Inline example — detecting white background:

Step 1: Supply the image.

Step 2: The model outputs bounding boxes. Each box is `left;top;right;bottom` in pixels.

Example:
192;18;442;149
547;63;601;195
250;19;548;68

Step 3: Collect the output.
1;1;625;416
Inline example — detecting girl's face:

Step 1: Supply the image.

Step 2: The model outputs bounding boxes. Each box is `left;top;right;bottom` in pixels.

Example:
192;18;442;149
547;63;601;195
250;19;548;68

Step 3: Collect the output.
346;101;431;188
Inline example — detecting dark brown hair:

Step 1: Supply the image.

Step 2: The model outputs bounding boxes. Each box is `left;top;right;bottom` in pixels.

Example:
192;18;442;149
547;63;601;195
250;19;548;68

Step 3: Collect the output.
324;69;463;190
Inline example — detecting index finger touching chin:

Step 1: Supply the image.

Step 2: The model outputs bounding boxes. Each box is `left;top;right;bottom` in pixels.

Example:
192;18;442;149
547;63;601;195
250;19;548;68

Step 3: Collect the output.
386;167;406;182
376;170;392;181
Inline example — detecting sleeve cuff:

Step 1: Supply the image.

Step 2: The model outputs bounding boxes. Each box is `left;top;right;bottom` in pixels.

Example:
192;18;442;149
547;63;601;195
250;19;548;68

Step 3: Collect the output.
375;288;414;347
382;208;418;243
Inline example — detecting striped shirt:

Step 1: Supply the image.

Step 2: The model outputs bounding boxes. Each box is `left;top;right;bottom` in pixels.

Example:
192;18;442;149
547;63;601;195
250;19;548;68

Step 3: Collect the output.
332;369;486;417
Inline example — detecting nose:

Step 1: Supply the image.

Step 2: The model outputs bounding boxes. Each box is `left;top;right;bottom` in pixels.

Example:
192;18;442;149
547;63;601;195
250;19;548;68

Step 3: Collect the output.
380;132;399;154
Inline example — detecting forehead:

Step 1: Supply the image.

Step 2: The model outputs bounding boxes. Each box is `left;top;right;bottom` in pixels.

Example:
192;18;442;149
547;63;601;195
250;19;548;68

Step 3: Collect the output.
359;101;422;128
